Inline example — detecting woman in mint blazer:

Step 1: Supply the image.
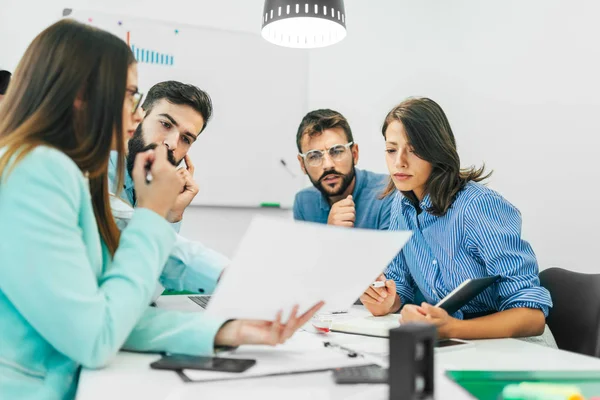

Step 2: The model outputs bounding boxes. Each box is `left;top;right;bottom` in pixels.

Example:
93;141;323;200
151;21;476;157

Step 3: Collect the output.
0;20;322;400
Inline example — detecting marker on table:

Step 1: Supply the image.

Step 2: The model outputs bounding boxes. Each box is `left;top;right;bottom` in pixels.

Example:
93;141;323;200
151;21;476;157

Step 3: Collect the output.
260;202;281;208
371;281;385;288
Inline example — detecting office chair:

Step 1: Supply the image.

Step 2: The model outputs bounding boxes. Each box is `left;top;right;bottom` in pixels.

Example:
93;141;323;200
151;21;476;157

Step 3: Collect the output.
540;267;600;357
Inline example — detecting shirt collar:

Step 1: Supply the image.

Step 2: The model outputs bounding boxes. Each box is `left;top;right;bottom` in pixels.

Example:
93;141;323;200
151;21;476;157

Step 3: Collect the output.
420;194;432;210
318;168;364;211
400;192;432;212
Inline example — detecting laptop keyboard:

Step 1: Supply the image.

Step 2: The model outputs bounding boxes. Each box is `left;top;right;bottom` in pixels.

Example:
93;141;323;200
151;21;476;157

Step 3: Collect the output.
188;295;211;309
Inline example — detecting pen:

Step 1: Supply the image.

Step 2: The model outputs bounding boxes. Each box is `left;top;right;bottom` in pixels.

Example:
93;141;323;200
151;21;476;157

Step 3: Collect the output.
145;161;153;183
323;341;388;367
371;281;385;288
323;341;358;358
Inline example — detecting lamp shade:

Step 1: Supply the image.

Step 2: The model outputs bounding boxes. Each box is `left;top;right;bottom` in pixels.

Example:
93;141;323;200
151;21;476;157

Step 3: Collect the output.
261;0;346;49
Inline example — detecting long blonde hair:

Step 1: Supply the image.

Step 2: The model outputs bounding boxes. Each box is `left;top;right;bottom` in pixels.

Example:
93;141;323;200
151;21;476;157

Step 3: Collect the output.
0;20;133;255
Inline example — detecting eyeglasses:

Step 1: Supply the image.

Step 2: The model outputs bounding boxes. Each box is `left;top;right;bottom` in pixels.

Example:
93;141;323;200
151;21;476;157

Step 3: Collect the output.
127;89;144;114
299;142;354;167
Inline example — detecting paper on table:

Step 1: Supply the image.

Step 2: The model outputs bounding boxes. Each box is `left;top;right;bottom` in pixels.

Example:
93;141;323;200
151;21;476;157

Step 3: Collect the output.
165;386;332;400
182;332;372;382
206;216;412;321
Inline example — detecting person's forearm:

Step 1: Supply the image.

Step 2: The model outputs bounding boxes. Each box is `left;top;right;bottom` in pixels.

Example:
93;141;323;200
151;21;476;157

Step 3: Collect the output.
390;294;402;314
440;308;545;339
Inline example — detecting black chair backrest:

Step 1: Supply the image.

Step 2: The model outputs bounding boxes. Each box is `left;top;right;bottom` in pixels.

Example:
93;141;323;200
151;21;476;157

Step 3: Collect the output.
540;267;600;357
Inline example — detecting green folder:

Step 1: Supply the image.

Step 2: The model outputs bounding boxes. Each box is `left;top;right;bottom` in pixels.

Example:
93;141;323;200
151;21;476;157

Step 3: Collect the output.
446;370;600;400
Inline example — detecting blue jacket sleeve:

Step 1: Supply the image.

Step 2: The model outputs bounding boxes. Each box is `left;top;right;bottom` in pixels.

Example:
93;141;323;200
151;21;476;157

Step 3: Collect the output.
0;148;176;368
124;307;226;355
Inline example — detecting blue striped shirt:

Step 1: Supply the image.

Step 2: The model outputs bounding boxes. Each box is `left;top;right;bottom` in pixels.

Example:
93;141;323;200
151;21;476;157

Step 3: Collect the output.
385;181;552;319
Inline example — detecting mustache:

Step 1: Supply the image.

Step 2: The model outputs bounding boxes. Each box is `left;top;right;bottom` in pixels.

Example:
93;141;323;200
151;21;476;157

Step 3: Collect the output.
319;170;344;181
140;143;177;166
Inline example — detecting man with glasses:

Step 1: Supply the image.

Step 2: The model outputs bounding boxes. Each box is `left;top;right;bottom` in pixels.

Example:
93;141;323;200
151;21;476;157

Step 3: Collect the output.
108;81;228;299
294;109;393;230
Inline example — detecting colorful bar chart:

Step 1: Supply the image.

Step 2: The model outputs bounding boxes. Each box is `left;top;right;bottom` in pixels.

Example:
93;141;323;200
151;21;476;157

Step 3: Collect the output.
131;44;174;66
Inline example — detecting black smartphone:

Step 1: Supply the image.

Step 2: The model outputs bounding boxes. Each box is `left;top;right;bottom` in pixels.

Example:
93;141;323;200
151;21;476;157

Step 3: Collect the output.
150;354;256;373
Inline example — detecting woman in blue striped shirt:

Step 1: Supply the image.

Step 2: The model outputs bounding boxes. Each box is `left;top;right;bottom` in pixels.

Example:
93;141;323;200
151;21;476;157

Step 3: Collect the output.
360;97;553;340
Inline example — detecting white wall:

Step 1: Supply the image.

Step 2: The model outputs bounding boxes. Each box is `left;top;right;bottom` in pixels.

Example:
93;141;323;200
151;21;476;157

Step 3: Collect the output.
309;0;600;272
2;1;600;269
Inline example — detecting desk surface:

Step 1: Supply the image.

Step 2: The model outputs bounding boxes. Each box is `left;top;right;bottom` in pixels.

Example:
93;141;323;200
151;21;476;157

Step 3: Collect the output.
77;296;600;400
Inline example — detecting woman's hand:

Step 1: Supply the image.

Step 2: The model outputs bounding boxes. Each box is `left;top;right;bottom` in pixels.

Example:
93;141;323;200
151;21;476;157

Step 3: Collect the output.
214;301;325;347
401;303;457;338
360;274;400;316
133;145;184;218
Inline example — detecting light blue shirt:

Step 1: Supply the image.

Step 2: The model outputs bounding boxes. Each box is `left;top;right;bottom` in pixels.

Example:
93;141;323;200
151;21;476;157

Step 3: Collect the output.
293;168;393;230
0;147;226;399
385;181;552;319
108;152;227;294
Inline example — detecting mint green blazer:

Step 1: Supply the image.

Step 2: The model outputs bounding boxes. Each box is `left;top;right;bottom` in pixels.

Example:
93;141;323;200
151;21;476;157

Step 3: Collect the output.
0;147;225;399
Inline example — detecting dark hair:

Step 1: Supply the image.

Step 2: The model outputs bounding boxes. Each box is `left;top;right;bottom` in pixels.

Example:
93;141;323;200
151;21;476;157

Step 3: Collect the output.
296;109;353;153
0;19;135;255
0;70;10;95
381;97;491;216
142;81;213;133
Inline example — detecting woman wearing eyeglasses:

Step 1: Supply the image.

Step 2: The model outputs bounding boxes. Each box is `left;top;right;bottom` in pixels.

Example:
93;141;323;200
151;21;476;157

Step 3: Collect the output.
0;20;322;399
360;97;555;345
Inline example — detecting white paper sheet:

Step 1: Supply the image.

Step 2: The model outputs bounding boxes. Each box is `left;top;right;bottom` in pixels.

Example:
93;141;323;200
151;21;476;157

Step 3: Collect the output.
182;332;371;382
205;216;412;321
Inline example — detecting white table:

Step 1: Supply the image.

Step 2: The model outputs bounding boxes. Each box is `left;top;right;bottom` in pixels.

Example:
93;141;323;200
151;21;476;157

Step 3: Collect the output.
77;296;600;400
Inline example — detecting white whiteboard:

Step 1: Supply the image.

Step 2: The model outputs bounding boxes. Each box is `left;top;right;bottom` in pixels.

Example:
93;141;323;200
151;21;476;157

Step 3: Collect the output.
65;8;308;208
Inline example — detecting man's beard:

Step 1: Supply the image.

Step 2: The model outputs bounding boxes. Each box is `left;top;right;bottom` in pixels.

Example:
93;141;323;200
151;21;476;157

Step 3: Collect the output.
309;165;356;198
127;123;179;178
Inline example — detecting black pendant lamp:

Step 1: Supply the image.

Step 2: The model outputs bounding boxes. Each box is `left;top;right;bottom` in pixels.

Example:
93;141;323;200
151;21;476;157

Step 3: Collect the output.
261;0;347;48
